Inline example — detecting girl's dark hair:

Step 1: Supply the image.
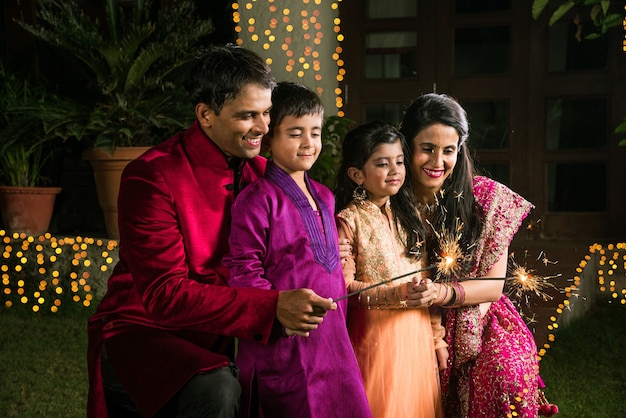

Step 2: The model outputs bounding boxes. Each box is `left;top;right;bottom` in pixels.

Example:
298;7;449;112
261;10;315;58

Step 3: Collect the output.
184;44;276;114
267;81;324;137
335;121;425;257
399;93;482;272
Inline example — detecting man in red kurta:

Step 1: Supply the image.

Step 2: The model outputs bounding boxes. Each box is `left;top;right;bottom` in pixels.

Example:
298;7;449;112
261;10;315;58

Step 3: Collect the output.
87;45;336;418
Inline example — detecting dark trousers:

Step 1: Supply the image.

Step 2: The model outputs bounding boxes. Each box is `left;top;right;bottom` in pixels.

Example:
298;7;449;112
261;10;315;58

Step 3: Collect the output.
101;348;241;418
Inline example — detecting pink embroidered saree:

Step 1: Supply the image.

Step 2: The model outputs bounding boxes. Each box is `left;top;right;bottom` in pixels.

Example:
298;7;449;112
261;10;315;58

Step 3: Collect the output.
440;176;540;418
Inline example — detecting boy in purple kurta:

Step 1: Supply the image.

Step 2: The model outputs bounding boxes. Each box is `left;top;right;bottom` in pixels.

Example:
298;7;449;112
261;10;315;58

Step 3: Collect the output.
223;82;371;418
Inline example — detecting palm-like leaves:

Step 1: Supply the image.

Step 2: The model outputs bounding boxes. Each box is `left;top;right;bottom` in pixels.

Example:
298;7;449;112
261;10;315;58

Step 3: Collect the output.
0;63;78;186
18;0;214;150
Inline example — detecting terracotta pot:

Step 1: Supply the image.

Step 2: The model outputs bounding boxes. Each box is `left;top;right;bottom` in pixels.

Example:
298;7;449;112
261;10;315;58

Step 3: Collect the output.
0;186;62;236
82;147;151;240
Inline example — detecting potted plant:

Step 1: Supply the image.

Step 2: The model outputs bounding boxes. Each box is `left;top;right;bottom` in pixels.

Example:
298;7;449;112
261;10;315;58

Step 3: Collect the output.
0;63;71;236
308;116;355;190
18;0;214;238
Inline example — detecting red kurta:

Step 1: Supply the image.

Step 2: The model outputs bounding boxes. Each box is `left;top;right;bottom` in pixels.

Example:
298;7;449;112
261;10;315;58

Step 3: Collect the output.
87;121;279;418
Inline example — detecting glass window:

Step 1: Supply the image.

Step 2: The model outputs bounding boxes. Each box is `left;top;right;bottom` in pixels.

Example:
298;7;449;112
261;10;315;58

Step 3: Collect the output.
365;103;405;127
366;0;417;19
454;26;510;76
547;21;608;72
545;98;607;150
475;162;510;186
464;101;509;150
365;32;418;79
455;0;510;13
547;163;606;211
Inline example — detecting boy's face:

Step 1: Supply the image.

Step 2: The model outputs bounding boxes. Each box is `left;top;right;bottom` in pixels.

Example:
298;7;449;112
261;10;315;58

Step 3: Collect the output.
199;83;272;160
267;113;323;177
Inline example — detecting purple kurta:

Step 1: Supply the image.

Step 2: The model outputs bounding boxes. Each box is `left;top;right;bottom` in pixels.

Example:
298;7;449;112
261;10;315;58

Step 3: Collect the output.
224;162;372;418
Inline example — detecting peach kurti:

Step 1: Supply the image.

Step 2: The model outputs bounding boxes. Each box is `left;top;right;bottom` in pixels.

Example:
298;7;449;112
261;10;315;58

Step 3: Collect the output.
337;199;443;418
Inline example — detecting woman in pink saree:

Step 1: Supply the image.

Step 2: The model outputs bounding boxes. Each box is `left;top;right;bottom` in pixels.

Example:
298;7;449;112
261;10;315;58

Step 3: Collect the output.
399;93;556;417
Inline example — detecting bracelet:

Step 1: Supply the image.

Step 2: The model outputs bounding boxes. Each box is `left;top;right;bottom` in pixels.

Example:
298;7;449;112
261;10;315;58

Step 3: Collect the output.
433;283;450;306
444;281;465;308
454;281;466;305
442;283;458;307
375;287;380;310
383;285;389;308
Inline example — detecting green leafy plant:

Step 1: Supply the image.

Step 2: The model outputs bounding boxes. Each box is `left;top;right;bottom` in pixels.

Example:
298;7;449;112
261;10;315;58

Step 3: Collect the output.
308;115;354;189
17;0;214;151
617;117;626;146
532;0;626;147
0;62;76;187
532;0;624;40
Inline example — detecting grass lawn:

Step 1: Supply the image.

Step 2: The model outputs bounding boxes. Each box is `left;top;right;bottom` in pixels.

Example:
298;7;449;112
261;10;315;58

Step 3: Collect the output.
0;306;95;418
539;301;626;417
1;301;625;417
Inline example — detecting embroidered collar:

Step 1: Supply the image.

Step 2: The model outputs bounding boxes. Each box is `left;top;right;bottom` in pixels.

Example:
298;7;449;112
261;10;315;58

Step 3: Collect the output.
265;162;339;273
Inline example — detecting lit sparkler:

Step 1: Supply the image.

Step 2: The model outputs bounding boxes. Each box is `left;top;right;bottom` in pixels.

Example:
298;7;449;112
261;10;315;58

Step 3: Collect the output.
427;217;473;281
506;253;561;305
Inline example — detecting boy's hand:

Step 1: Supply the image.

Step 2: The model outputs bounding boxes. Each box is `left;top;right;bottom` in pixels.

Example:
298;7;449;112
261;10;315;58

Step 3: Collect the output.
277;289;337;336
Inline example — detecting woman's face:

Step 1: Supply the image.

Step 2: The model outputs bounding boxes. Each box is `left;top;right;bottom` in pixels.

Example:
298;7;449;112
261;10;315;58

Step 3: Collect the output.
410;123;459;200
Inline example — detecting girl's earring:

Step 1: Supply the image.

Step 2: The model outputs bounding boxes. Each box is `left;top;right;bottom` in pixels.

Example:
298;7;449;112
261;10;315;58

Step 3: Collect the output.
353;184;367;201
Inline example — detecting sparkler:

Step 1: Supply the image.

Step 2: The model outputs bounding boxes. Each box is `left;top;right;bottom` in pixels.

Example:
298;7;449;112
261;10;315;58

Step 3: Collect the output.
333;265;436;302
427;217;474;281
337;202;562;318
506;252;561;305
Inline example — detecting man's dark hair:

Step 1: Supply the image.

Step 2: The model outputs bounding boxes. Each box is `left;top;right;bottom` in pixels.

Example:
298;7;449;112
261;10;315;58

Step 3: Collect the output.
184;44;276;114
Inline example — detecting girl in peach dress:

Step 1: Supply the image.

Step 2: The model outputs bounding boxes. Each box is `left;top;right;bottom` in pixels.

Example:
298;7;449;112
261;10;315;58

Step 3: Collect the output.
335;121;445;418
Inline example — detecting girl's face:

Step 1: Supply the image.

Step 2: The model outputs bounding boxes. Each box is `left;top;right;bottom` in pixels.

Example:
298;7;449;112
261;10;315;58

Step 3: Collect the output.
267;113;323;179
351;141;405;208
410;123;459;201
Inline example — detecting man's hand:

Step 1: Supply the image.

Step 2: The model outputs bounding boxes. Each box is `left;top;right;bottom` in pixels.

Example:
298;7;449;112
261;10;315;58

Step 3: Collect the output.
277;289;337;337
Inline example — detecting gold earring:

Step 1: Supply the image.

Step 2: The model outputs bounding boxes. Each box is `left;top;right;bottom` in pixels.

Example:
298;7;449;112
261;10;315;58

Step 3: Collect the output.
353;185;367;201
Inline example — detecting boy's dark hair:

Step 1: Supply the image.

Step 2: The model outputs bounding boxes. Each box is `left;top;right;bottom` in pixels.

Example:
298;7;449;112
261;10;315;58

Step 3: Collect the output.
267;81;324;137
184;44;276;114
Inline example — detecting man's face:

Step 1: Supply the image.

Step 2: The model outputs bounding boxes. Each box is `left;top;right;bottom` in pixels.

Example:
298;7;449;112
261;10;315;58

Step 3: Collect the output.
201;83;273;159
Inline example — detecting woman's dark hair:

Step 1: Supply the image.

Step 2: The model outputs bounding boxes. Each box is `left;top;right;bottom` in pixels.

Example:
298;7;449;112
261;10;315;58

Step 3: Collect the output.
335;121;425;257
399;93;483;272
184;44;276;113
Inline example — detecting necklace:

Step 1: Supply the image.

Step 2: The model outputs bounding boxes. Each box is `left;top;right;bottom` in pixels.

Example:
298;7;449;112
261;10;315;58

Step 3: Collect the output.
416;201;438;214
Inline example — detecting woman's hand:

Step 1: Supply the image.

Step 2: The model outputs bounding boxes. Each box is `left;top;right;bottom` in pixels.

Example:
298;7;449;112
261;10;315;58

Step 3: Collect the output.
435;347;449;370
405;277;438;308
338;238;352;266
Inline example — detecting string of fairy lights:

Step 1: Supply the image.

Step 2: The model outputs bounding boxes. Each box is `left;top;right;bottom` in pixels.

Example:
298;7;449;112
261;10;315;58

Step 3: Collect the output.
232;0;346;116
2;226;624;366
1;230;117;313
538;242;626;359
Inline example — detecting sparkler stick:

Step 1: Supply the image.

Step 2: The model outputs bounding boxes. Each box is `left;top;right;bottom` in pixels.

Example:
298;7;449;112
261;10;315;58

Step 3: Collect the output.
452;276;508;282
334;265;436;302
